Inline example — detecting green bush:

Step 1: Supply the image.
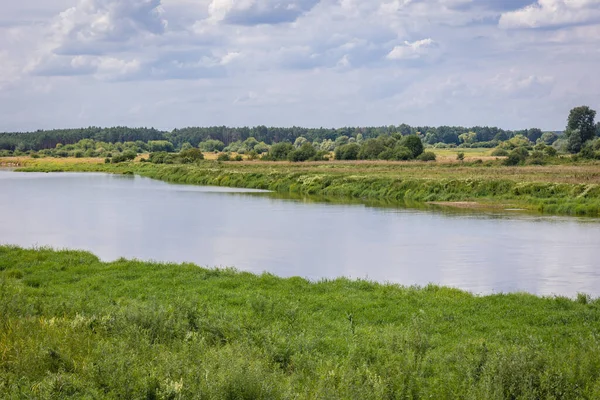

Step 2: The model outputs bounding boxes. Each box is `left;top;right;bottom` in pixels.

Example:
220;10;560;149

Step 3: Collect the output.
267;143;294;161
417;151;436;162
179;148;205;163
288;143;317;162
491;148;509;157
400;135;424;158
335;143;360;160
217;153;232;162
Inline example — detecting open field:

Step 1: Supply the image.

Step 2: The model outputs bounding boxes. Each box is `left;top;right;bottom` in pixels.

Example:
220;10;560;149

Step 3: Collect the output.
1;246;600;399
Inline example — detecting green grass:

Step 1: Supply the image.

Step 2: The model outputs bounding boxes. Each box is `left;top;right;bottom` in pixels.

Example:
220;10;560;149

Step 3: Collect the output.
1;246;600;398
15;158;600;216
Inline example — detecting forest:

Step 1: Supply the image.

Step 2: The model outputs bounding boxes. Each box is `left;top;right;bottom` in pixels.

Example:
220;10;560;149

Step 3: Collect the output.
0;123;564;152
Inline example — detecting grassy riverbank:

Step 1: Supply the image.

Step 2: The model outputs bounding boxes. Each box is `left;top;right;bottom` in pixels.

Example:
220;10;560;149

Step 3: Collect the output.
9;156;600;216
1;246;599;398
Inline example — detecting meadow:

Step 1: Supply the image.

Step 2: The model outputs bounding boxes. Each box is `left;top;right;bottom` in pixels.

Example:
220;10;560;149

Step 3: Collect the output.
8;155;600;216
1;246;600;399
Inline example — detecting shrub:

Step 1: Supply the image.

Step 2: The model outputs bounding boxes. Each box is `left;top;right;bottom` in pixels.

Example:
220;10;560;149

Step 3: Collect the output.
335;143;360;160
198;140;225;152
179;148;204;164
417;151;436;162
217;153;231;162
491;148;509;157
267;143;294;161
400;135;424;158
504;150;528;166
456;152;465;161
379;146;413;161
149;152;175;164
288;143;317;162
544;146;557;157
111;151;137;164
357;139;386;160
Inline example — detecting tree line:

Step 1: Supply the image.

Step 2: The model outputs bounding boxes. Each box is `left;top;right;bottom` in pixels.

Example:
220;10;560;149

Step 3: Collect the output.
0;124;563;152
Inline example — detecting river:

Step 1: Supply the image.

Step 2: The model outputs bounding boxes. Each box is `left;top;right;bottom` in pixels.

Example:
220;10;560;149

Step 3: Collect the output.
1;170;599;297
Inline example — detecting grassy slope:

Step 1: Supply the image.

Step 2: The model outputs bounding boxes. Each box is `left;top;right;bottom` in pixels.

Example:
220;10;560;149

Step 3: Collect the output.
11;157;600;216
1;246;600;399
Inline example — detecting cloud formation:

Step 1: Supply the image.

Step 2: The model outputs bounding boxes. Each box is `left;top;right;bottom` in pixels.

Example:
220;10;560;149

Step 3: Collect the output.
387;39;439;61
500;0;600;29
0;0;599;131
208;0;320;25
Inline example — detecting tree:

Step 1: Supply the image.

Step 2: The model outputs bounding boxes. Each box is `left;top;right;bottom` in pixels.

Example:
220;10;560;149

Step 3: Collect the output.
538;132;558;145
148;140;174;153
567;130;583;154
288;142;317;162
198;140;225;152
526;128;543;143
268;142;294;160
357;139;386;160
400;135;424;158
335;143;360;160
293;137;307;148
179;148;204;163
566;106;596;153
458;132;477;145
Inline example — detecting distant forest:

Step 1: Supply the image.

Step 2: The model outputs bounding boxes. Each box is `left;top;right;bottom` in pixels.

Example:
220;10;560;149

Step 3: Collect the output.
0;125;554;152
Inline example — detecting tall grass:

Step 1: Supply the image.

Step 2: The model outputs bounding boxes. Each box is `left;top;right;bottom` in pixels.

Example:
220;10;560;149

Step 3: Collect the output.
1;246;600;398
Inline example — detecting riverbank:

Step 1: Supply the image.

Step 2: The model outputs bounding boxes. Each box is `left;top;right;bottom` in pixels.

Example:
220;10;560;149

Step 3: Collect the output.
9;156;600;216
1;246;599;398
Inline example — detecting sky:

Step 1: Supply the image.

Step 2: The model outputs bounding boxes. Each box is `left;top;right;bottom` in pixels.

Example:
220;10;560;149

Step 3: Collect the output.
1;0;599;132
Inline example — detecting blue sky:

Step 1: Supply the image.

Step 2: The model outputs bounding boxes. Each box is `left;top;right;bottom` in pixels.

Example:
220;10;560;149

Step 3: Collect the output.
1;0;599;131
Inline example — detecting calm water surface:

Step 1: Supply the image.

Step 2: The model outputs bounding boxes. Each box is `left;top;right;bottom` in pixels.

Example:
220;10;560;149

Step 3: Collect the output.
1;170;599;297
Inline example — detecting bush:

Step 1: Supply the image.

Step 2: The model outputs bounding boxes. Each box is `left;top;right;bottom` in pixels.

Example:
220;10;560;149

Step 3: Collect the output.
149;152;175;164
400;135;424;158
198;140;225;152
456;152;465;161
267;143;294;161
504;150;528;166
288;143;317;162
544;146;557;157
379;146;413;161
179;148;204;163
234;155;243;161
357;139;386;160
491;148;509;157
335;143;360;160
417;151;436;162
111;151;137;164
217;153;231;162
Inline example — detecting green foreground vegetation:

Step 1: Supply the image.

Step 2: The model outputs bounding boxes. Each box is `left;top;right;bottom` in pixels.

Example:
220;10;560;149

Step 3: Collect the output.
1;246;600;399
15;158;600;216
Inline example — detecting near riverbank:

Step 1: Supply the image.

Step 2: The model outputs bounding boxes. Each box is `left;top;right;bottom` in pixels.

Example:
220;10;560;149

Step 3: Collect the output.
1;246;600;398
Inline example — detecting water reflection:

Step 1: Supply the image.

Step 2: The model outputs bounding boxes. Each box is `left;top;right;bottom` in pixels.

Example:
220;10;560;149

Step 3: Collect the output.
1;170;599;297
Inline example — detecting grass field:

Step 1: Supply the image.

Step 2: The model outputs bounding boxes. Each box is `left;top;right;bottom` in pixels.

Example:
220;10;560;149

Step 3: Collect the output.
1;246;600;399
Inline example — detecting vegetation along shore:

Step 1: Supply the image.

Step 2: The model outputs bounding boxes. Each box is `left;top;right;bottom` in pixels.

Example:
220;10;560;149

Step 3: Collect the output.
1;246;600;398
7;157;600;216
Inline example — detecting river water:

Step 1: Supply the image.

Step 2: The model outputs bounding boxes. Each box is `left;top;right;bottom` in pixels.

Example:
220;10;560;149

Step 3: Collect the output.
1;170;599;297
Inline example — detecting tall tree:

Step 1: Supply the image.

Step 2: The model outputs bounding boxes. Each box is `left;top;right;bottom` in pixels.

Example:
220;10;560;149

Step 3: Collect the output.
566;106;596;153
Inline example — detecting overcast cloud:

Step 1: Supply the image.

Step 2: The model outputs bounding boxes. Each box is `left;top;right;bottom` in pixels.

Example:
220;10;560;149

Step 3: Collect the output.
1;0;599;131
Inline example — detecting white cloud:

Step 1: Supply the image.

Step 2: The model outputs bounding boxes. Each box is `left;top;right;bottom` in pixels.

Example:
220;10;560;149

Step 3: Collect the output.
386;38;438;60
1;0;600;132
208;0;319;25
500;0;600;29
